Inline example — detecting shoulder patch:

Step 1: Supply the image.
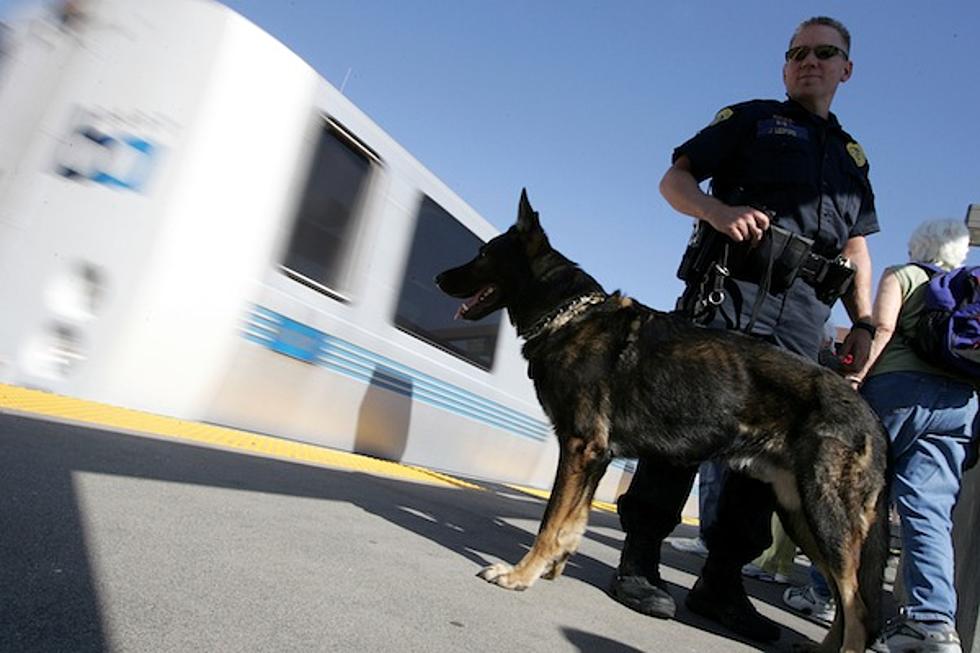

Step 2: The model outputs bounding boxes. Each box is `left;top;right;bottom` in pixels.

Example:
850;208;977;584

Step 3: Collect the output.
708;107;734;127
846;141;867;167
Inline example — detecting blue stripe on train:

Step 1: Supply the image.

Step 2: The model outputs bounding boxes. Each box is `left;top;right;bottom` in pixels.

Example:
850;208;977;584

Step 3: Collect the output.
242;306;553;443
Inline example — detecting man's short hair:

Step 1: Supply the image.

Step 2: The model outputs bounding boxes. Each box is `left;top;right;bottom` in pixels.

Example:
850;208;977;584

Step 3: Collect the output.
790;16;852;56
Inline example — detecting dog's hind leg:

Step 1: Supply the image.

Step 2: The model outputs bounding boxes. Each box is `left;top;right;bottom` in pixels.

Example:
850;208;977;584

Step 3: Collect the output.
778;452;884;651
776;506;844;653
479;433;610;590
810;445;887;652
809;531;868;653
830;486;887;653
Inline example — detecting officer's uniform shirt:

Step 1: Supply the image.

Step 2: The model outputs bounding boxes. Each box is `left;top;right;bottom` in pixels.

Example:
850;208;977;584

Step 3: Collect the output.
673;98;879;360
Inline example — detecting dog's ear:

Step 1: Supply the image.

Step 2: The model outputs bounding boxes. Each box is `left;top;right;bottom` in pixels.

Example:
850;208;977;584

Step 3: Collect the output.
515;188;549;256
516;188;541;234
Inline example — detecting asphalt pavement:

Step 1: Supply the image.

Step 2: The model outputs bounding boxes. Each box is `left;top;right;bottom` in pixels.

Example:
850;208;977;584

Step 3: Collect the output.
1;411;874;652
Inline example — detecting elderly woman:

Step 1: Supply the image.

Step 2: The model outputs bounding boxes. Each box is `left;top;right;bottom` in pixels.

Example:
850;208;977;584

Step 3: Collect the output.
855;219;977;653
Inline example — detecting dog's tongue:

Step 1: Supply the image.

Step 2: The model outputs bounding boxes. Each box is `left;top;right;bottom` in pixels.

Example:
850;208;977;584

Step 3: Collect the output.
454;293;481;320
454;286;495;319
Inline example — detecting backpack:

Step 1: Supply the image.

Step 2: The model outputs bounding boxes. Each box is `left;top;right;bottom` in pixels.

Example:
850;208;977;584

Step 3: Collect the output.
908;263;980;377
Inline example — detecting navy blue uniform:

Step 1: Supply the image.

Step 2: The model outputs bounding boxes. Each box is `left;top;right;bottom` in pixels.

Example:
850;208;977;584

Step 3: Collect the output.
618;98;879;588
676;98;878;358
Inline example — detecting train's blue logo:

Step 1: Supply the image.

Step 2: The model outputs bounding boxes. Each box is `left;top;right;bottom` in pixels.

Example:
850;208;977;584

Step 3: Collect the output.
54;120;159;193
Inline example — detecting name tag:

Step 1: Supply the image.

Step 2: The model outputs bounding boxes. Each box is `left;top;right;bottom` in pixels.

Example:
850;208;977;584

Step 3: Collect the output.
757;117;809;140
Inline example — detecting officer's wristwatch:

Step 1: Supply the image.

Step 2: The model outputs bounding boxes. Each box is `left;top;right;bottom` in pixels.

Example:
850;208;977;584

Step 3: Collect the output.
851;320;876;338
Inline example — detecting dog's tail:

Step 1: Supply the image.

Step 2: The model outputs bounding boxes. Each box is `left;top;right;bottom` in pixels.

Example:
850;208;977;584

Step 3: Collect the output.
858;472;890;646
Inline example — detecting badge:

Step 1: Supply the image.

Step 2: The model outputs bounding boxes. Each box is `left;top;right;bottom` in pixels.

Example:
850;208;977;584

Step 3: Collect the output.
847;142;867;167
708;107;733;127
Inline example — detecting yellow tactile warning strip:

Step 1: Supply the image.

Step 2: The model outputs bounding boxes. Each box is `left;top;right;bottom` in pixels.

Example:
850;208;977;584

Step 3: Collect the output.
0;383;481;491
503;483;699;524
504;484;618;514
0;383;691;521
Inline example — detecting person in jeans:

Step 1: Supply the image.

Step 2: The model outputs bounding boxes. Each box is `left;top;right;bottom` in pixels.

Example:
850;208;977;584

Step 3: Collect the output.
853;218;975;652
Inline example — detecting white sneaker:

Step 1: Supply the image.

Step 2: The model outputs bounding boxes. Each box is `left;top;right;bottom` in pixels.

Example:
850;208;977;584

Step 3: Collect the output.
782;585;836;624
871;618;962;653
668;537;708;557
742;563;791;584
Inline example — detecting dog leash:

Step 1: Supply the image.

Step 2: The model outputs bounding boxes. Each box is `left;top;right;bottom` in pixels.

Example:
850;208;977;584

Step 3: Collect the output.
744;237;777;335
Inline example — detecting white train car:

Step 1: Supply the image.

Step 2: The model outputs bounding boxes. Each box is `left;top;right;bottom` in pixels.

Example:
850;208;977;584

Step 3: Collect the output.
0;0;636;502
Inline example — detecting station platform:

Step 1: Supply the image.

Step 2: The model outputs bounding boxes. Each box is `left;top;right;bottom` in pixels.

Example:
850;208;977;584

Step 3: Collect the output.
2;384;975;652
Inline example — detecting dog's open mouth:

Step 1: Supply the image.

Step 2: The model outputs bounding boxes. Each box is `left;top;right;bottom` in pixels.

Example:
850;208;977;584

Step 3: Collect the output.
455;284;499;320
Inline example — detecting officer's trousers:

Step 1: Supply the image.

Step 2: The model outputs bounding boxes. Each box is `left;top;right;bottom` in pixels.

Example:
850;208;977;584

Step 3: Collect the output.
617;456;777;585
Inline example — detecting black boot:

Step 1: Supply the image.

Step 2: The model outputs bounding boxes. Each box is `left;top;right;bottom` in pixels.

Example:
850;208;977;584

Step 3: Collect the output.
609;574;676;619
685;574;780;643
608;536;676;619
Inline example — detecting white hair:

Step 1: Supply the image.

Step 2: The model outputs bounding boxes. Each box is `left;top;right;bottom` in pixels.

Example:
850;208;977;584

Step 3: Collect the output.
907;219;970;271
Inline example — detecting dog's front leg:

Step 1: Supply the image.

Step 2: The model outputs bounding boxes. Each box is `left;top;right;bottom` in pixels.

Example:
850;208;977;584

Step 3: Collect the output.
479;435;609;590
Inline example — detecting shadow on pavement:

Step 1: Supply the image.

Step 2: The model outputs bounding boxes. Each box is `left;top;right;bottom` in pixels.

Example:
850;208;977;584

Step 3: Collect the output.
562;626;645;652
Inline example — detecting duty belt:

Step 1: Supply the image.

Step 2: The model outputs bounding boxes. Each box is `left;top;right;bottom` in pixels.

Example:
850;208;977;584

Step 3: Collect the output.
678;224;856;328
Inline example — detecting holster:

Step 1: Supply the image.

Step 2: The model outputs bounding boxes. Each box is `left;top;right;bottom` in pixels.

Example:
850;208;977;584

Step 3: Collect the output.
726;225;811;295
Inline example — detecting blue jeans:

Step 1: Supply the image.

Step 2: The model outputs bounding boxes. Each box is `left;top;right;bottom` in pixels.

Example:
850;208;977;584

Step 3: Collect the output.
861;372;979;625
697;459;728;537
810;565;831;600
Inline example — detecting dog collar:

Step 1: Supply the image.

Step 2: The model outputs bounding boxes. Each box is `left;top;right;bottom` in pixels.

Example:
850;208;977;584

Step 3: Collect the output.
521;292;607;342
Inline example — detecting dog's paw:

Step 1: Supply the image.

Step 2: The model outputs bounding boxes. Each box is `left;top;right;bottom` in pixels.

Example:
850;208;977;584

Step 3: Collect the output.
477;562;531;591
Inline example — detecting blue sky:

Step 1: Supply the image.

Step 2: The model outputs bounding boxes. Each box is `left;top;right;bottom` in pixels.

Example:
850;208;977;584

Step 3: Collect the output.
4;1;979;326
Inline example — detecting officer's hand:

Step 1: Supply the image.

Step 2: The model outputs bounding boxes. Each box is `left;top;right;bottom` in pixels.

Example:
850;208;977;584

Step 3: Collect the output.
837;328;872;375
704;205;770;244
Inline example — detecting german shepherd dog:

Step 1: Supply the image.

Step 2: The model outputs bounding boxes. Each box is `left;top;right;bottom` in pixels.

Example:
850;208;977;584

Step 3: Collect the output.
436;191;889;653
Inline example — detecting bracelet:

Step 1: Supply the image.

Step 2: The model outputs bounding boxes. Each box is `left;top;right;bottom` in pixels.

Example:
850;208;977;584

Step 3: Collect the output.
851;321;876;338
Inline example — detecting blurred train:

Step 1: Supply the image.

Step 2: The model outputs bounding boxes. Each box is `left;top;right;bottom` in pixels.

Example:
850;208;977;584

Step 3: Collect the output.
0;0;636;502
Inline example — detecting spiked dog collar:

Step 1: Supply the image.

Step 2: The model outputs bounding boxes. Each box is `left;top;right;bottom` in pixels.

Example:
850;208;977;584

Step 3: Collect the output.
520;292;607;342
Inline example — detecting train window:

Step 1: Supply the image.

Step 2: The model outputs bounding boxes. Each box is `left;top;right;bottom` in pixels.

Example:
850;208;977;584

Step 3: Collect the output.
280;120;374;298
395;196;501;370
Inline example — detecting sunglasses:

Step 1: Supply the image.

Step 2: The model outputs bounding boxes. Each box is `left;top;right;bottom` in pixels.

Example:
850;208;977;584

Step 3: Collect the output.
785;44;848;62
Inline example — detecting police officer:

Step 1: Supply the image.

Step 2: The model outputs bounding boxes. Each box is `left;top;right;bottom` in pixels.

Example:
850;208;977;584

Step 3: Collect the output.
609;16;879;643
